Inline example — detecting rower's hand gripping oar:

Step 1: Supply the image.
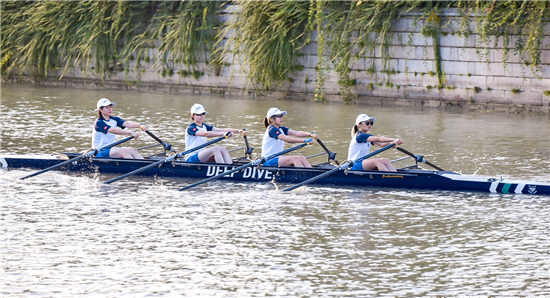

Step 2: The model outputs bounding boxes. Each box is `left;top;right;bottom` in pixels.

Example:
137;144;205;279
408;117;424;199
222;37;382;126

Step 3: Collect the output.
179;142;310;191
396;147;444;171
104;132;232;184
144;130;175;154
20;136;134;180
312;133;339;165
282;142;398;192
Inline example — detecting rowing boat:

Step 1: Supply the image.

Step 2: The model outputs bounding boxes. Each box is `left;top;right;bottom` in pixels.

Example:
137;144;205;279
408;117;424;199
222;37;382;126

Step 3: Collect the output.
2;153;549;196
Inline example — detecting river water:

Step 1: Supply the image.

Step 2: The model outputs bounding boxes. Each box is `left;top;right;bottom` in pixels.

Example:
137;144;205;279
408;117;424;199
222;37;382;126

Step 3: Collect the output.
1;83;549;297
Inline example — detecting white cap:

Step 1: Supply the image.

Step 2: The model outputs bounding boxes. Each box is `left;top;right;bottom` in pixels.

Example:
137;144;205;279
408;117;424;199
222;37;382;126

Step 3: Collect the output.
190;103;208;115
355;114;376;125
96;98;116;111
266;107;287;118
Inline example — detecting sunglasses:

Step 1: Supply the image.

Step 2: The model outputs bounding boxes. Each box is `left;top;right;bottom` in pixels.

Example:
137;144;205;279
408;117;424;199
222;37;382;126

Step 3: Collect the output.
273;114;284;118
363;121;374;126
195;113;206;116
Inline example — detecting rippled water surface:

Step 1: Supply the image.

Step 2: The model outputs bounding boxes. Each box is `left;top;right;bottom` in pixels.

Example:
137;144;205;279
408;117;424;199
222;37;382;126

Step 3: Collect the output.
2;84;550;297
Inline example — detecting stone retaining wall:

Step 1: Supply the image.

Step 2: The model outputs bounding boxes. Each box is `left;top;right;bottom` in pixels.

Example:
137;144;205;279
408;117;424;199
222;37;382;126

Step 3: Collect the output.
9;9;550;114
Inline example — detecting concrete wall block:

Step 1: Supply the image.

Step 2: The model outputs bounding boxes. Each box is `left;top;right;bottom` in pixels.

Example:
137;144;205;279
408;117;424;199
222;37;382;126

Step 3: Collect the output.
438;88;468;102
473;89;506;104
301;42;318;56
388;73;423;86
492;49;521;64
457;48;482;62
475;35;508;49
525;78;549;92
440;34;474;48
393;18;418;33
440;47;458;61
511;63;545;79
415;46;434;60
510;91;542;106
442;61;468;75
307;55;319;68
390;46;416;59
473;62;506;76
401;86;436;100
421;75;440;87
490;76;524;90
372;86;400;98
446;74;481;88
351;58;366;70
406;33;431;46
403;59;434;74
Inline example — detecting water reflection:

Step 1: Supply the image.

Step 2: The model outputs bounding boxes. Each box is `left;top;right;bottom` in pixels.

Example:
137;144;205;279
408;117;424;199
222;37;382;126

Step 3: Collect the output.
1;84;550;296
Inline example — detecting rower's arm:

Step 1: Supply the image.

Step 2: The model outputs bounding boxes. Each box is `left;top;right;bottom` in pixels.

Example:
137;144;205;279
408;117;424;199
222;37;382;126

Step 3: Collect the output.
368;136;403;146
108;127;140;138
277;133;314;144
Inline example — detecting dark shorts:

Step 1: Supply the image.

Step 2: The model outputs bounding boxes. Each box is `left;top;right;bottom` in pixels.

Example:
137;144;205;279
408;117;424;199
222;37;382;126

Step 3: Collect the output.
96;148;112;158
263;157;279;167
186;153;200;163
351;161;364;171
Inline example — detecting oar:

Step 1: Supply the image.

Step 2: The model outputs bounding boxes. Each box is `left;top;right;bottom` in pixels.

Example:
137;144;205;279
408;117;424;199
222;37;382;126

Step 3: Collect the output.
390;156;412;163
137;143;162;151
179;142;309;191
316;138;340;165
242;129;253;159
104;133;231;184
228;146;245;153
20;136;134;180
306;152;326;159
145;130;175;154
282;142;397;192
396;147;444;171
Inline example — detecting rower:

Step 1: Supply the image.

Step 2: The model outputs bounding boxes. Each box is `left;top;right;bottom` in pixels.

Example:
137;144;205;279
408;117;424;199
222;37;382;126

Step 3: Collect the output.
261;107;317;167
347;113;403;171
184;103;245;164
92;98;147;159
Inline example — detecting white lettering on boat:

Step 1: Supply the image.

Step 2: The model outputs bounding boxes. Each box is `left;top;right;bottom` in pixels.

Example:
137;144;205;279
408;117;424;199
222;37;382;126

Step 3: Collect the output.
206;165;272;180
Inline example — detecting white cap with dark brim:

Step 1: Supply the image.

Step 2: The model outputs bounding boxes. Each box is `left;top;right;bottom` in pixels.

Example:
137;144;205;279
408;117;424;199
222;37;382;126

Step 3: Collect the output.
355;114;376;125
96;98;116;111
190;103;208;115
266;107;287;118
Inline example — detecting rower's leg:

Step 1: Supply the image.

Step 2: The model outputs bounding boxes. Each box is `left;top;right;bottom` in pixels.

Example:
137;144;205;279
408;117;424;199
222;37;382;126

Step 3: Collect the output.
379;158;397;171
219;147;233;164
198;147;224;163
278;156;312;168
361;158;396;171
125;147;144;159
109;147;133;159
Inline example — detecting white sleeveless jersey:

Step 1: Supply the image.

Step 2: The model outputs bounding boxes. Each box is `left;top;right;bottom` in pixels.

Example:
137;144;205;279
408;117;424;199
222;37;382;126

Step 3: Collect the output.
347;132;373;161
92;116;125;149
261;126;290;158
185;123;213;160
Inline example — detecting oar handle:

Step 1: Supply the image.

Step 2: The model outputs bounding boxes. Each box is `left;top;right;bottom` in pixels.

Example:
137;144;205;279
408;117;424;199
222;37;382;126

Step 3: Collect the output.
396;147;444;171
20;136;134;180
179;142;308;191
242;129;253;158
145;130;175;153
316;138;339;165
